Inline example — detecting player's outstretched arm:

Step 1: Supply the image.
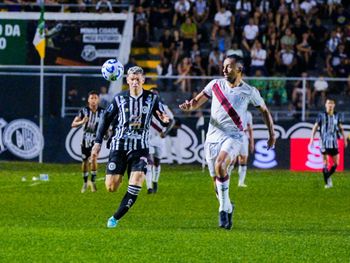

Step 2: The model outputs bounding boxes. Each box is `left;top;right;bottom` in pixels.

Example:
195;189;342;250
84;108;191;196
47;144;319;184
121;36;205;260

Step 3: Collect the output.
179;91;208;112
257;104;275;149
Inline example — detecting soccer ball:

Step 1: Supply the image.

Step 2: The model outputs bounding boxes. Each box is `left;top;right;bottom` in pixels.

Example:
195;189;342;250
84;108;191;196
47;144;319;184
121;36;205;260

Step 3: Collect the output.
101;59;124;81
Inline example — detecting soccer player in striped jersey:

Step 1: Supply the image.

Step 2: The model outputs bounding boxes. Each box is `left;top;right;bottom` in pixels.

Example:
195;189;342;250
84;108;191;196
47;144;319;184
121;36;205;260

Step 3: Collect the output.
91;66;169;228
309;98;347;188
71;90;104;193
179;55;275;230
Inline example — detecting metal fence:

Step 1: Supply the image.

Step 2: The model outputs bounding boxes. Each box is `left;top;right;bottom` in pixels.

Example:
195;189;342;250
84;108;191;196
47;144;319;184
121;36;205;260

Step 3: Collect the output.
0;66;349;122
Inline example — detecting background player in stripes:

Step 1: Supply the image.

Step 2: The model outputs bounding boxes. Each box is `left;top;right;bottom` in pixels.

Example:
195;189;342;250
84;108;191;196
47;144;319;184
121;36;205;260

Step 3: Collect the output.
91;66;169;228
146;89;175;194
179;55;275;230
309;98;347;188
71;90;104;193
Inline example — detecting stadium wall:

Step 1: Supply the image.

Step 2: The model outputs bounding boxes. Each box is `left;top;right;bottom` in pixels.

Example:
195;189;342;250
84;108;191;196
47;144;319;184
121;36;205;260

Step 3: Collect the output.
0;116;349;171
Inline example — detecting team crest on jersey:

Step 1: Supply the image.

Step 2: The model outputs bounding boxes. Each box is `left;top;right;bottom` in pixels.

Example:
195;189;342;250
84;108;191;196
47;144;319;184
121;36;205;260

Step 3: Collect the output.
142;106;149;114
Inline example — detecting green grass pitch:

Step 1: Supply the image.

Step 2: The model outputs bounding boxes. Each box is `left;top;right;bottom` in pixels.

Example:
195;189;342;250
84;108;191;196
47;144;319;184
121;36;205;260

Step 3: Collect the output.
0;162;349;262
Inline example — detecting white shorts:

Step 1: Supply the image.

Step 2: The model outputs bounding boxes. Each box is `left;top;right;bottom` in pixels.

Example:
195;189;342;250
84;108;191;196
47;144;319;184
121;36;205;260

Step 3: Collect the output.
239;135;249;157
205;137;242;177
149;144;163;159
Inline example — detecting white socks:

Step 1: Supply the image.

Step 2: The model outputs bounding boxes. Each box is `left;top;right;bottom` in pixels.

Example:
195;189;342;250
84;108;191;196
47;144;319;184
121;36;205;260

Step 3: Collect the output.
238;165;247;185
215;175;232;213
145;165;153;189
152;165;161;183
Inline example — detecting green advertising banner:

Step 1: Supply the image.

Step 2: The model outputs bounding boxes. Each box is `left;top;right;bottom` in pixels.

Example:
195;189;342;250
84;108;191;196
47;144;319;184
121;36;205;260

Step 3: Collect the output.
0;20;27;64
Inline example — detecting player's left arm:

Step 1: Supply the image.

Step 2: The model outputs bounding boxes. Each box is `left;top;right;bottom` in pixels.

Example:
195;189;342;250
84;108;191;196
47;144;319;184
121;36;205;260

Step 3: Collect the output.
257;104;275;149
247;123;255;153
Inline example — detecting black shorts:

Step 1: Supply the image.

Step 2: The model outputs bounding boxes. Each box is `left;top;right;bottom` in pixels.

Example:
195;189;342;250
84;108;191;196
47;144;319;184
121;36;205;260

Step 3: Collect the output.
81;145;93;161
321;148;339;156
106;149;149;176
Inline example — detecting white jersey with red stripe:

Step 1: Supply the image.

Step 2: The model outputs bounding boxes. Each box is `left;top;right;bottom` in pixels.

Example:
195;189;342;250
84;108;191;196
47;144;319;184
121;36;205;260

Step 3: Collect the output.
203;79;264;143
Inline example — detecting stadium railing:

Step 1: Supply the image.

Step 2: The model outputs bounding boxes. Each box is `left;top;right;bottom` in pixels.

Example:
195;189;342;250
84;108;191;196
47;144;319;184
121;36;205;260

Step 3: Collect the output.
0;65;349;122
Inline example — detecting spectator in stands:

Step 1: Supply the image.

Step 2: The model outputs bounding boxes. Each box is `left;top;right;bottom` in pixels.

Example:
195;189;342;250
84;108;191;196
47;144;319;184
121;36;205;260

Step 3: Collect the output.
134;5;149;42
311;18;328;58
171;29;184;66
296;32;313;69
226;42;244;58
211;4;234;41
332;5;348;27
234;0;252;30
280;28;297;50
300;0;318;18
156;57;174;91
265;22;279;74
172;0;191;27
242;18;259;52
312;75;328;107
96;0;113;13
250;40;267;76
99;86;111;109
151;0;172;29
192;0;209;28
275;0;289;29
207;47;224;76
292;17;308;43
214;28;232;54
191;54;206;88
326;43;348;77
267;75;288;105
291;72;312;119
326;30;341;54
250;69;268;100
190;43;201;62
175;56;192;92
159;29;174;60
276;46;298;76
66;87;81;107
180;16;198;54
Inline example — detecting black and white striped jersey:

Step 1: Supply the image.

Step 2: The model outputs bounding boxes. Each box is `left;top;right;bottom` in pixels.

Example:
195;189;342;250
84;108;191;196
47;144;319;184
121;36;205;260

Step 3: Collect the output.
95;89;165;151
316;112;343;150
78;106;105;148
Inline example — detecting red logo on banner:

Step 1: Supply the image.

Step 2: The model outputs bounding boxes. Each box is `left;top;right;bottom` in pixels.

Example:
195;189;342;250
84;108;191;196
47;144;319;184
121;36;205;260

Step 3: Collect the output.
290;139;344;171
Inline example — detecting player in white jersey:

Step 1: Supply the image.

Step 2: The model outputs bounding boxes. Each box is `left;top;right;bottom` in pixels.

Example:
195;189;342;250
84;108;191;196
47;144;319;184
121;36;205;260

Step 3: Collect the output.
146;101;175;194
237;110;254;187
179;55;275;230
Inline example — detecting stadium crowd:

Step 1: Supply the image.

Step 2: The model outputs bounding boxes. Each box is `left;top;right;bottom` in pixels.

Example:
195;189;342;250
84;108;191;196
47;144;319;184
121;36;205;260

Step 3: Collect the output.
131;0;350;108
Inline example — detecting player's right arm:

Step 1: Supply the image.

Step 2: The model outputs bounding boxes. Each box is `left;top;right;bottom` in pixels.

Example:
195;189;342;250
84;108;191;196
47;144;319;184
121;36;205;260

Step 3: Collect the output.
179;79;214;111
309;114;321;147
92;99;118;157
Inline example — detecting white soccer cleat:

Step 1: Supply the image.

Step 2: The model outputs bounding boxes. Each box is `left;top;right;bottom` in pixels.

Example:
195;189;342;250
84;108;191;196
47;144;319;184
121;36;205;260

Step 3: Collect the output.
238;183;247;188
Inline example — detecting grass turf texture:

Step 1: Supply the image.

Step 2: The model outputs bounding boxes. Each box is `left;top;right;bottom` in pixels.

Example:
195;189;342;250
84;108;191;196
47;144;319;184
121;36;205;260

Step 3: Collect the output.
0;162;349;262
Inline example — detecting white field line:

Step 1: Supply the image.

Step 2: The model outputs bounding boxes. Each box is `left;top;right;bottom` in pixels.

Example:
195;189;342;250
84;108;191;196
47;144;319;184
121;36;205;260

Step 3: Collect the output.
96;177;105;181
29;182;41;187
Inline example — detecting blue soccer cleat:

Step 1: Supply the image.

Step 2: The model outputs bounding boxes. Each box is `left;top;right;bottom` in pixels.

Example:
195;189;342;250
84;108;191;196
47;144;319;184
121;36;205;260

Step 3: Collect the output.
107;216;118;228
226;203;235;230
219;211;229;229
